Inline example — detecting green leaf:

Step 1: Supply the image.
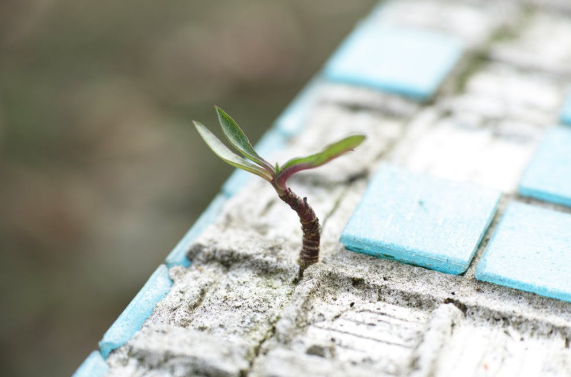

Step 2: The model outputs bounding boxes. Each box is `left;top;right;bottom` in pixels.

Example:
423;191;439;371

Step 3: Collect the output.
194;121;273;182
276;135;365;187
215;106;273;172
281;135;365;170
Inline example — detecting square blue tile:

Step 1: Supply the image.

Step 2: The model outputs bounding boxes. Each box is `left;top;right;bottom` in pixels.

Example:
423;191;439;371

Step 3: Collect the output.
72;351;108;377
99;265;172;358
166;194;226;268
519;127;571;208
222;129;288;197
560;91;571;126
324;22;464;101
340;164;501;274
476;202;571;303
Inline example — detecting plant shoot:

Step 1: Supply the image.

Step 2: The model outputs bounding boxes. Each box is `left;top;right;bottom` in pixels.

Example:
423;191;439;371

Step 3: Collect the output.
195;107;365;269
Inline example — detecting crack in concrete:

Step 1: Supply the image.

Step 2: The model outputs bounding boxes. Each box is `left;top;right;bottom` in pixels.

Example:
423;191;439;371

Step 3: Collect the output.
245;319;280;377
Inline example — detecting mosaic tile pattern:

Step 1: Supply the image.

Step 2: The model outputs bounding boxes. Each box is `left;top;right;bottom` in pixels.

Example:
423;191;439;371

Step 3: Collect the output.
90;2;571;376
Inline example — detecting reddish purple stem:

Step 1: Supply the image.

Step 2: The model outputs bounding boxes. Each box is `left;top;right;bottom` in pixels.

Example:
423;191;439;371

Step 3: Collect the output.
276;186;320;269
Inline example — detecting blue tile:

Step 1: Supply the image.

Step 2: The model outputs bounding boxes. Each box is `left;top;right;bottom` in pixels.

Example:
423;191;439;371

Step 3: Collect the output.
165;194;226;268
476;202;571;303
519;127;571;207
222;129;288;197
274;77;322;137
560;91;571;126
324;22;464;101
72;351;108;377
99;265;172;358
222;170;253;198
340;164;500;274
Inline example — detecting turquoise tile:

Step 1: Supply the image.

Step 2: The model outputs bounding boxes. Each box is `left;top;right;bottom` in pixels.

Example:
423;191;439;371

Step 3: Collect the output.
99;265;172;358
274;77;322;137
340;164;500;274
222;169;252;198
72;351;108;377
165;194;226;268
476;202;571;303
560;91;571;126
519;127;571;208
222;129;288;197
324;22;464;101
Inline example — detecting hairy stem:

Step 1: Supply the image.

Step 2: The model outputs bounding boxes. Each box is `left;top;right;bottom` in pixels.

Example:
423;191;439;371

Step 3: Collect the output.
277;187;321;269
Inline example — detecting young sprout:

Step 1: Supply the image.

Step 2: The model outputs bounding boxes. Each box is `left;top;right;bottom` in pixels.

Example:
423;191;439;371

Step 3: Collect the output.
195;106;365;269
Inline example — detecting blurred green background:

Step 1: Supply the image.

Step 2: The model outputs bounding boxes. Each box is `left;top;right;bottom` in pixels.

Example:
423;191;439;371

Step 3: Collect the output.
0;0;376;376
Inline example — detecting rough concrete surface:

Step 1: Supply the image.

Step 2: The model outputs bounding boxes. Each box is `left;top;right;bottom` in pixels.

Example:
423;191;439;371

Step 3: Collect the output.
105;1;571;376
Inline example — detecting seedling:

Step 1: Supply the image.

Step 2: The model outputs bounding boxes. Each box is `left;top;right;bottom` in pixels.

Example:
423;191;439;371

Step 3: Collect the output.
195;107;365;269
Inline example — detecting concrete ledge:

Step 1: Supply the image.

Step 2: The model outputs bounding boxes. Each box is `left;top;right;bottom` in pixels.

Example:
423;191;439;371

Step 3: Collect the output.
106;326;250;377
78;1;571;375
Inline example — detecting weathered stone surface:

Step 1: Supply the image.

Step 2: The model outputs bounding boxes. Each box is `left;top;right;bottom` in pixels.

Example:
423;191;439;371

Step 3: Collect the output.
251;348;381;377
429;317;571;377
371;0;518;49
388;108;542;193
250;263;436;376
408;304;464;377
441;63;565;126
490;11;571;76
106;326;250;377
107;229;299;375
387;64;564;193
320;84;419;117
158;229;297;347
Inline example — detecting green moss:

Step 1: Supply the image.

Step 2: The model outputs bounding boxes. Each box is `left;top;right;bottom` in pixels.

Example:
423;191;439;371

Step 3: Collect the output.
451;55;487;94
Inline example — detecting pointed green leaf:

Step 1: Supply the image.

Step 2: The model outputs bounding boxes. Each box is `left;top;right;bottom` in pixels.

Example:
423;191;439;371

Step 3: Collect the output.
215;107;273;172
281;135;365;170
194;121;273;182
276;135;365;187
